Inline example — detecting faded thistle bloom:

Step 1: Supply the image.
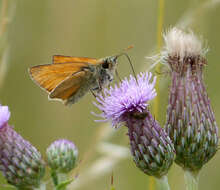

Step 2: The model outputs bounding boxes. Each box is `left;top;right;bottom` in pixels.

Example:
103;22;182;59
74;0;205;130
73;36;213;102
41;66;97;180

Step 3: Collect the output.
94;72;175;178
0;105;45;189
46;139;78;174
163;28;218;173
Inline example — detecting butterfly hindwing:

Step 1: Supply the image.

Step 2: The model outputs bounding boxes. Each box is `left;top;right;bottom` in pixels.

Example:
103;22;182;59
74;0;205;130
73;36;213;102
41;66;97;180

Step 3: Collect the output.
49;71;89;104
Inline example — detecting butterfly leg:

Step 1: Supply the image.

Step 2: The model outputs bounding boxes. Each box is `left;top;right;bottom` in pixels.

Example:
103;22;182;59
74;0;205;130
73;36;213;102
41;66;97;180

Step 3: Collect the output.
115;69;122;82
98;80;103;92
90;89;97;98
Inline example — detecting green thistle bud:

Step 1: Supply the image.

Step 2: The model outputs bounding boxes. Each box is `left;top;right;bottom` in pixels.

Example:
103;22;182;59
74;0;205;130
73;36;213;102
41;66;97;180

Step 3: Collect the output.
46;139;78;174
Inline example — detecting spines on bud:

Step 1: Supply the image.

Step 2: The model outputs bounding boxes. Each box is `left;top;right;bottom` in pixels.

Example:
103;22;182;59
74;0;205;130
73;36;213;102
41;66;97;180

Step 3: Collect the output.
164;28;218;172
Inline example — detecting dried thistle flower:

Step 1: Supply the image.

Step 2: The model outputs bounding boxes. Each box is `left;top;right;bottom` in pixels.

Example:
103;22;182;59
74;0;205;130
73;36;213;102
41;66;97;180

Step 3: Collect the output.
94;72;175;178
0;105;45;189
163;28;218;173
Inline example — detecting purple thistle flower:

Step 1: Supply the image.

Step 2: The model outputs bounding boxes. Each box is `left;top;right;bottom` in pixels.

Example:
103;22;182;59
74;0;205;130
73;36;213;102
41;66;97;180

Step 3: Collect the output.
163;28;218;172
95;72;157;127
94;72;175;178
46;139;78;174
0;105;45;189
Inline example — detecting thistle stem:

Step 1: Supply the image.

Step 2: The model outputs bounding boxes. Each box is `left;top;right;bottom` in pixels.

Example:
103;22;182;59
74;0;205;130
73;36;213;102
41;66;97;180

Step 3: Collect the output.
150;0;165;189
33;183;46;190
51;172;68;190
184;170;199;190
57;173;68;185
156;176;170;190
153;0;165;119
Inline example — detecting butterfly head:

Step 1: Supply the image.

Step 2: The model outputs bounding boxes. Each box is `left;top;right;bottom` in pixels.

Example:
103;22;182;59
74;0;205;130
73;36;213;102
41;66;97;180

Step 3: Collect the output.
101;56;118;71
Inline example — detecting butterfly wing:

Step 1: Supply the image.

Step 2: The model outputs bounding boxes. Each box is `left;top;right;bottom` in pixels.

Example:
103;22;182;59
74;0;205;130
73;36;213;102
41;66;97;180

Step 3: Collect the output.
49;71;89;105
53;55;98;65
29;62;90;93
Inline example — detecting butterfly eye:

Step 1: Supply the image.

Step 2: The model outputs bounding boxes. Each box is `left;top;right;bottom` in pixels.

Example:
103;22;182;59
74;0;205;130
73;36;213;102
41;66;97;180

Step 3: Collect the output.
102;61;109;69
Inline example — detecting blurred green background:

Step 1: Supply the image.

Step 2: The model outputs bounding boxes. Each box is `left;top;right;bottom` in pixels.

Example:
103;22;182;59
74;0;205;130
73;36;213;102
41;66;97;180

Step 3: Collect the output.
0;0;220;189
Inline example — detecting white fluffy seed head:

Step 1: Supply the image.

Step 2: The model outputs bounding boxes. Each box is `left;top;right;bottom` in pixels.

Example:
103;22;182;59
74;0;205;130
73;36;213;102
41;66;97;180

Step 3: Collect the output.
163;27;206;59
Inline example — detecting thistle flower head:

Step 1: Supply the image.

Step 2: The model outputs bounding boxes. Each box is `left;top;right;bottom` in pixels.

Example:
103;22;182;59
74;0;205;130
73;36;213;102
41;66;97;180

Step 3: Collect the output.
94;72;156;127
164;28;218;172
94;72;175;178
0;105;45;189
46;139;78;174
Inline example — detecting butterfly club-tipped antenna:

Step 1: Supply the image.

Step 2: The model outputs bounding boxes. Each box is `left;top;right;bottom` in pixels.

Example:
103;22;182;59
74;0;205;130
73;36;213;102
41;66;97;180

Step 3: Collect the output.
114;45;138;82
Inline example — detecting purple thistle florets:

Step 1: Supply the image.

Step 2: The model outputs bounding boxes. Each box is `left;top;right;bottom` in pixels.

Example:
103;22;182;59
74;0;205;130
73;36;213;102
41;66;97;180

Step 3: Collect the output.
94;72;156;127
0;105;10;128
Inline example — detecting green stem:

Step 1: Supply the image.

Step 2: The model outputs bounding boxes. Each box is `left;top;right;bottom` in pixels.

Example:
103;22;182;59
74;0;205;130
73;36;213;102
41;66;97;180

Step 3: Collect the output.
151;0;165;189
156;176;170;190
51;172;69;190
33;183;46;190
57;173;68;185
184;170;199;190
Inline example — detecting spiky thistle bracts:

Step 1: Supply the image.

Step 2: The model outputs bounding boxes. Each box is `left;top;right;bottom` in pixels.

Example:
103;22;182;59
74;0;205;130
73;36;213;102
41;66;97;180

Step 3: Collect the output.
0;105;45;189
126;110;175;178
94;72;175;178
164;28;218;172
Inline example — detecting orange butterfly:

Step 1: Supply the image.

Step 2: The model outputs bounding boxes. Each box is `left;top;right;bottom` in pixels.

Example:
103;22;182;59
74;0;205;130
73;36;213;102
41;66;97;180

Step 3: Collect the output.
29;54;127;106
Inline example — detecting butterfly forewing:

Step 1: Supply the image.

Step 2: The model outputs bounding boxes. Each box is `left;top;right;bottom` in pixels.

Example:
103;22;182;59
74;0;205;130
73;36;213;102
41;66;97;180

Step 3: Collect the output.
53;55;98;65
29;62;89;93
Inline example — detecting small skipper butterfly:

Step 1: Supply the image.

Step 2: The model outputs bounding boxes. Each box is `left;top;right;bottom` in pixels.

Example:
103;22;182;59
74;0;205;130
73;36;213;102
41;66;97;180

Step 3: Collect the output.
29;48;135;106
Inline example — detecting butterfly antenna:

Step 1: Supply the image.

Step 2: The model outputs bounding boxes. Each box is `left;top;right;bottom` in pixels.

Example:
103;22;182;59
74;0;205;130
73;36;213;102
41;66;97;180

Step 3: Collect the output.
117;53;137;82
